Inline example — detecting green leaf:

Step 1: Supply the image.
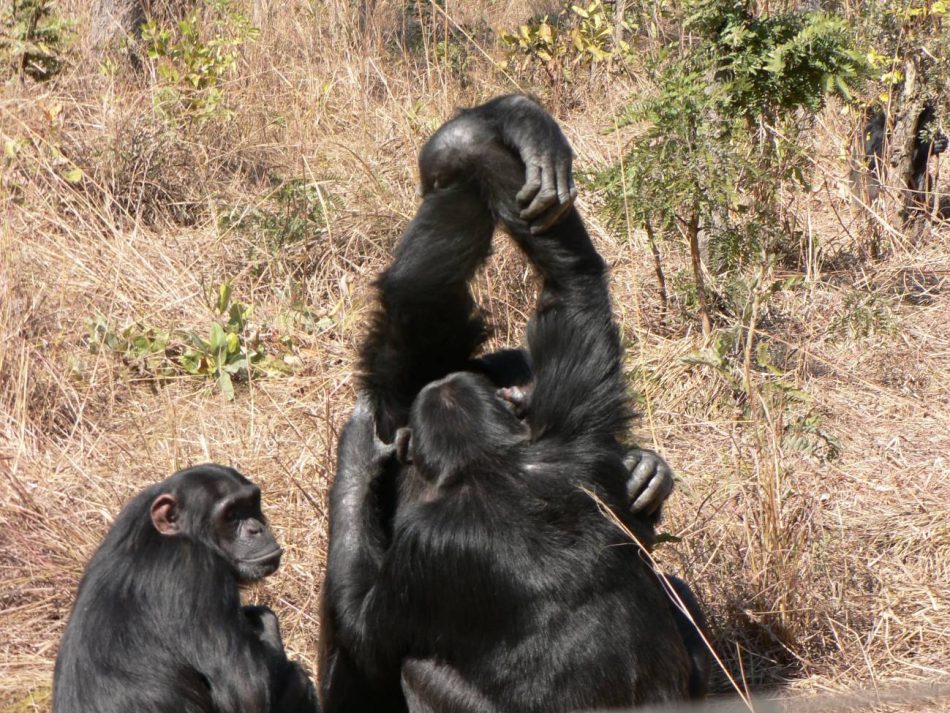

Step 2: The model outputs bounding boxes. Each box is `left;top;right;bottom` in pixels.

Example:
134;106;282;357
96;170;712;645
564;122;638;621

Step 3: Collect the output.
180;349;203;374
215;282;232;314
62;167;83;184
209;322;226;352
217;371;235;399
228;302;248;332
222;357;247;374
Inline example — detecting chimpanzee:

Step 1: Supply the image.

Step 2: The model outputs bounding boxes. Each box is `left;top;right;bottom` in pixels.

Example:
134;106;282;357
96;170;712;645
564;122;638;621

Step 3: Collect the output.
853;103;948;216
851;105;888;204
319;95;708;713
53;464;318;713
905;102;948;216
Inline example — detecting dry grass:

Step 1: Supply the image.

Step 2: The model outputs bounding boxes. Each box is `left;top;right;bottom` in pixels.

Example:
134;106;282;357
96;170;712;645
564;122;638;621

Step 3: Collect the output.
1;1;949;711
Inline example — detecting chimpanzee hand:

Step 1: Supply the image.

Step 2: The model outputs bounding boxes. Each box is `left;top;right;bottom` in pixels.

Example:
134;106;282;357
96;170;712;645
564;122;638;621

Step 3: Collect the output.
338;394;397;485
471;94;576;233
933;130;948;155
502;97;576;232
495;386;675;515
624;448;675;516
244;605;284;652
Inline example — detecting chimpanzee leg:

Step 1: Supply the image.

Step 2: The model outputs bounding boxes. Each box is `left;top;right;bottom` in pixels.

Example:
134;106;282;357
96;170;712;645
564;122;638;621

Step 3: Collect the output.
665;576;712;699
401;659;502;713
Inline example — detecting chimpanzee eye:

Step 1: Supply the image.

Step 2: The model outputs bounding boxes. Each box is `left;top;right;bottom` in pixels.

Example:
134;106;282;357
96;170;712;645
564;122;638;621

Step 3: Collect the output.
220;505;237;523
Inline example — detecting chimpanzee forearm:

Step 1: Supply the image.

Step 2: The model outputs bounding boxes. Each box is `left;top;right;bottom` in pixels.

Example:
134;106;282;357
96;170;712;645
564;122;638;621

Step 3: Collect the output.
360;185;495;440
325;398;400;673
244;606;319;713
517;210;631;445
198;638;274;713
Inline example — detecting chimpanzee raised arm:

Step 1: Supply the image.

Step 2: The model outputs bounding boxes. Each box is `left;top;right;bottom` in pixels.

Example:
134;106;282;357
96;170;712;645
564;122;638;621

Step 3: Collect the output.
358;95;576;441
321;97;705;713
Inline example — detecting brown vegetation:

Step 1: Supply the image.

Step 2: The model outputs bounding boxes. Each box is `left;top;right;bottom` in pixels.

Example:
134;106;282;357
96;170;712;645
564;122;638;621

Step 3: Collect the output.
1;1;948;711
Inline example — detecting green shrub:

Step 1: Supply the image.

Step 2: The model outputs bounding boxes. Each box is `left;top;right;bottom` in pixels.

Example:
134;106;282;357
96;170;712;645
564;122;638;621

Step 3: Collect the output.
141;0;258;123
0;0;71;81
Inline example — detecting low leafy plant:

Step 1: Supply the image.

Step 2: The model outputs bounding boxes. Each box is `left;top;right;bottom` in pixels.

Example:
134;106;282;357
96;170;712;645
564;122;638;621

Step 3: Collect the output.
86;283;292;399
140;0;258;122
830;290;898;339
500;1;625;80
219;177;329;252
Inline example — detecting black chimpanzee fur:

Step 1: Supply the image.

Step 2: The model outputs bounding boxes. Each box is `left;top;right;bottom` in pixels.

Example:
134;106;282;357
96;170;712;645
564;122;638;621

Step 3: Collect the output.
53;464;318;713
319;95;709;713
854;103;947;216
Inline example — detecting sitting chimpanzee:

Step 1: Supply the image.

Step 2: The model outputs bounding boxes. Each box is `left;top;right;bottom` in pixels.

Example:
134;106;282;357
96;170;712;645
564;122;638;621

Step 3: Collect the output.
53;464;318;713
905;102;948;217
319;95;709;713
853;103;948;217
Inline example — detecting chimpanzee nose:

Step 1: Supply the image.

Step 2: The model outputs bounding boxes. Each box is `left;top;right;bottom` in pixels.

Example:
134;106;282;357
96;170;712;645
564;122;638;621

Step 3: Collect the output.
248;520;263;535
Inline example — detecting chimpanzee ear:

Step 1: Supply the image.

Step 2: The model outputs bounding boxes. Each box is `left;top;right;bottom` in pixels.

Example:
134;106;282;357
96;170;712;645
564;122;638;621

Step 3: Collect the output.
395;427;413;465
150;494;180;536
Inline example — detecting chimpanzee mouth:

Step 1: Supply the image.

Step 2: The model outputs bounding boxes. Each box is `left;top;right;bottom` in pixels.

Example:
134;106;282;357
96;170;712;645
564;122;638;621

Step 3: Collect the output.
244;548;283;565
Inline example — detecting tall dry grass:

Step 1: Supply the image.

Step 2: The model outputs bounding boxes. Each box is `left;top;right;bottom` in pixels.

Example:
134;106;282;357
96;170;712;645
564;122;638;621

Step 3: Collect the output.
1;1;948;711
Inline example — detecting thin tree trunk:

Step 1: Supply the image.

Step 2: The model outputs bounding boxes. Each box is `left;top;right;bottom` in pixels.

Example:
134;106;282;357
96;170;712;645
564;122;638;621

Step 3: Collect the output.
643;219;668;314
686;208;712;337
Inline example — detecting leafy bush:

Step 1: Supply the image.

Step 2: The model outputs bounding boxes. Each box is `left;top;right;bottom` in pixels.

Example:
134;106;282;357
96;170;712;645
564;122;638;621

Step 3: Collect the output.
601;0;866;334
141;0;258;122
0;0;71;81
500;1;625;81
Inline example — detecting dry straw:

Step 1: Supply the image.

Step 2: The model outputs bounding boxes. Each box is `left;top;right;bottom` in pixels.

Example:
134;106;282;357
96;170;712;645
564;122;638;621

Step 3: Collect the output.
1;0;948;711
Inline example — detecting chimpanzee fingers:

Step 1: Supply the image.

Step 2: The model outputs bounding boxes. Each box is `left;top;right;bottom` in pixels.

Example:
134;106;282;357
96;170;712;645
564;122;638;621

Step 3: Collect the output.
625;449;675;515
523;153;575;231
497;385;530;418
625;457;651;495
528;199;574;234
340;395;396;476
520;160;559;220
630;460;675;515
556;157;575;206
516;162;542;207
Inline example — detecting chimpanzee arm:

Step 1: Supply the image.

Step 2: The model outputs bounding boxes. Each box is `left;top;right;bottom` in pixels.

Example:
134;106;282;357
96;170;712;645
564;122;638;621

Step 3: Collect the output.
472;348;675;516
359;181;495;441
324;397;401;676
401;659;503;713
244;606;319;713
516;208;631;446
196;635;275;713
438;99;627;445
361;95;577;440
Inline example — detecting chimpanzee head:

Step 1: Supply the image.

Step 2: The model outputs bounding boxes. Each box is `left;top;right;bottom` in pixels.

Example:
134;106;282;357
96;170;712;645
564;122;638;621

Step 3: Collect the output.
398;371;529;486
149;464;283;582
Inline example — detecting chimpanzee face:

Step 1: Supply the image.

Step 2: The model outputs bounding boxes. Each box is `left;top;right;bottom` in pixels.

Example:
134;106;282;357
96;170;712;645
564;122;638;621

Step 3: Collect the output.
149;467;283;583
211;485;282;582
